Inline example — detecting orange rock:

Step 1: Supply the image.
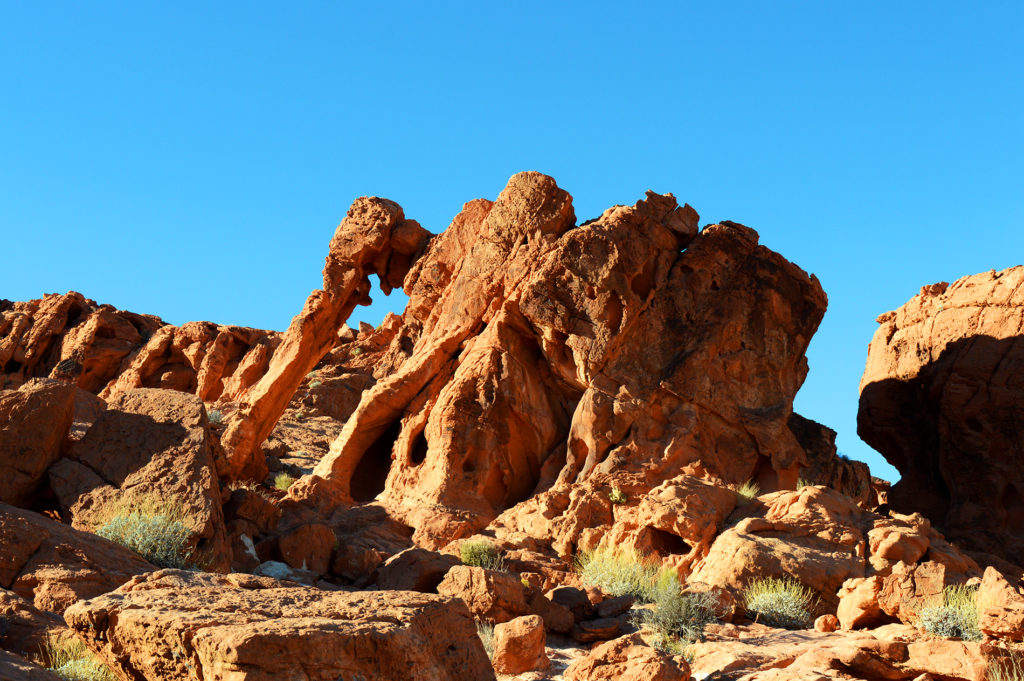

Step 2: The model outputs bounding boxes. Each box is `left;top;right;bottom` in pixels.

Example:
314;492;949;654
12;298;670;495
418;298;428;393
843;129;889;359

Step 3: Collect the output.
977;566;1024;641
0;650;61;681
788;413;872;505
373;547;460;592
564;633;690;681
0;503;152;613
859;267;1024;564
48;388;230;572
220;197;429;481
491;614;548;675
837;576;889;630
0;379;74;506
814;614;840;632
63;569;495;681
0;587;64;658
878;561;949;623
436;565;530;624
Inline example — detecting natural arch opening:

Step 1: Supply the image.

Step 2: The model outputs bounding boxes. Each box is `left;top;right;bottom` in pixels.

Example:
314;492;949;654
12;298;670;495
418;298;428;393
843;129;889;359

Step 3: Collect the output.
410;429;428;466
645;527;692;558
351;421;402;502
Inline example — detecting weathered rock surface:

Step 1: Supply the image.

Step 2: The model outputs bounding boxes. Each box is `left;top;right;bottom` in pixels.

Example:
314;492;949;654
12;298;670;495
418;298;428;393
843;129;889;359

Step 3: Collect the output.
0;504;152;613
788;413;872;506
64;570;494;681
0;587;64;657
491;614;548;675
48;388;230;571
859;268;1024;564
0;650;61;681
564;633;690;681
374;547;459;592
436;565;530;624
0;379;75;506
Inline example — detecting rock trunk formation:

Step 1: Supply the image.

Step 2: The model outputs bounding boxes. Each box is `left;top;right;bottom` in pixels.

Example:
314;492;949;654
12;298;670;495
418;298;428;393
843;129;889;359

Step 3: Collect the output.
858;268;1024;563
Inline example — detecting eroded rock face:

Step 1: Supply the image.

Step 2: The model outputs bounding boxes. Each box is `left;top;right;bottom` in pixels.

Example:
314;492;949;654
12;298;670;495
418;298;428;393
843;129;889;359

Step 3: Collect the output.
292;172;827;559
0;379;75;506
564;633;690;681
0;504;152;613
64;570;494;681
858;268;1024;564
48;388;230;572
788;413;871;506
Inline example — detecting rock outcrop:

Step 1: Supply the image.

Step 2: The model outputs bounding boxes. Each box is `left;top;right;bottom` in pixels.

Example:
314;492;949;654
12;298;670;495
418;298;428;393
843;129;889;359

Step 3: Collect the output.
0;379;74;506
289;172;827;560
0;504;152;613
858;268;1024;564
64;570;495;681
48;388;230;571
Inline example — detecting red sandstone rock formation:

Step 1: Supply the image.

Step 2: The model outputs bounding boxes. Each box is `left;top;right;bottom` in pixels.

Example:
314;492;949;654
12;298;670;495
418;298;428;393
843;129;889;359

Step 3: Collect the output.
64;569;495;681
0;379;74;506
858;267;1024;564
48;388;231;571
289;172;827;558
218;197;430;481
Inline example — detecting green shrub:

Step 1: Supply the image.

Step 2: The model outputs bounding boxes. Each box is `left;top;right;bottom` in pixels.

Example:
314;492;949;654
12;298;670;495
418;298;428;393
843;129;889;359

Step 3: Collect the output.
990;653;1024;681
460;539;504;571
743;577;815;629
919;584;982;641
796;478;814;490
608;486;627;504
736;480;760;505
207;408;223;424
634;572;718;649
273;472;297;491
95;500;192;569
308;380;322;390
577;545;660;601
476;622;495;659
42;631;116;681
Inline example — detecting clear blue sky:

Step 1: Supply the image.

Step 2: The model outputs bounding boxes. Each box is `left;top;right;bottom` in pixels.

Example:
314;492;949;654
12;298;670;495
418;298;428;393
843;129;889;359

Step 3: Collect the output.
3;3;1022;482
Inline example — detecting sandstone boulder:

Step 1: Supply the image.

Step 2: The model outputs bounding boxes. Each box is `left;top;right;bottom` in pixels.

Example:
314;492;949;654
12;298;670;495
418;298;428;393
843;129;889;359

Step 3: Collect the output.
64;570;493;681
48;388;230;571
788;413;871;505
0;379;74;506
0;650;61;681
0;504;152;613
564;633;690;681
858;268;1024;564
436;565;530;624
374;547;460;592
0;588;64;658
491;614;548;675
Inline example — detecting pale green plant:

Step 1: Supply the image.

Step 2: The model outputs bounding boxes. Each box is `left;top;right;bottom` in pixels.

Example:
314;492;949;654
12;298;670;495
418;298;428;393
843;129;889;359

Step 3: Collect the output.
94;498;192;569
736;480;760;505
206;408;223;424
308;380;322;389
634;572;718;648
476;622;495;659
577;545;660;601
743;577;816;629
990;652;1024;681
608;486;628;504
273;472;297;491
460;539;505;572
796;478;815;490
919;584;982;641
42;631;116;681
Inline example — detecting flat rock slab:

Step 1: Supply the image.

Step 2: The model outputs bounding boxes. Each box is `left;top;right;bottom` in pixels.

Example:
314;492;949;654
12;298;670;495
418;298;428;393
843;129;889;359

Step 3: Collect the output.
64;570;495;681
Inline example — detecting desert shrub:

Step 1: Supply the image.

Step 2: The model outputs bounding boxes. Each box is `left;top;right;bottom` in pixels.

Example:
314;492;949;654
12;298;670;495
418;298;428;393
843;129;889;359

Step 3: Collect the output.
919;584;982;641
796;478;815;490
577;545;660;601
634;572;718;650
476;622;495;659
42;631;116;681
308;380;322;390
95;499;192;569
608;486;627;504
736;480;760;505
743;577;815;629
990;653;1024;681
273;472;297;491
207;408;223;424
460;539;504;571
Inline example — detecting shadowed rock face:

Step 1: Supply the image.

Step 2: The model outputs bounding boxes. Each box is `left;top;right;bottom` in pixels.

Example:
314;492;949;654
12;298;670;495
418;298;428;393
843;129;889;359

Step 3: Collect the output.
289;172;828;550
859;267;1024;564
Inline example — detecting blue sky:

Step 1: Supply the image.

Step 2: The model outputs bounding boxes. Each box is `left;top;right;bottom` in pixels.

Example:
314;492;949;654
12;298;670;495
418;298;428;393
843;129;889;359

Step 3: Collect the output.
3;2;1022;482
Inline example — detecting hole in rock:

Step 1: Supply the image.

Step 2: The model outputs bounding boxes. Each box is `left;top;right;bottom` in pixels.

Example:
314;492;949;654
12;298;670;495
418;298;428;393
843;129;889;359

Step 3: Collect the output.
645;527;692;557
630;258;657;299
351;421;402;502
410;429;428;466
966;417;983;433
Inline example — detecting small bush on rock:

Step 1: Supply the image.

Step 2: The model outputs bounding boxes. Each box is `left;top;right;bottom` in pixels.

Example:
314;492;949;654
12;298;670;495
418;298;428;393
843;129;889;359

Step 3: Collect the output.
919;584;982;641
743;576;815;629
476;622;495;659
736;480;760;505
608;486;628;504
635;572;718;650
273;472;297;491
577;545;659;601
990;653;1024;681
42;631;116;681
460;539;505;571
206;408;223;424
95;499;192;569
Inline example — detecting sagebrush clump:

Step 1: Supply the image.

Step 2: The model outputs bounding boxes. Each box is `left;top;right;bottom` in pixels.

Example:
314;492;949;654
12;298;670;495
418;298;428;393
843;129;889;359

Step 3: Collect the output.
42;631;116;681
577;545;662;601
634;571;718;651
94;498;193;569
918;584;982;641
460;539;505;571
736;480;760;505
743;576;815;629
476;622;495;659
273;472;297;491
